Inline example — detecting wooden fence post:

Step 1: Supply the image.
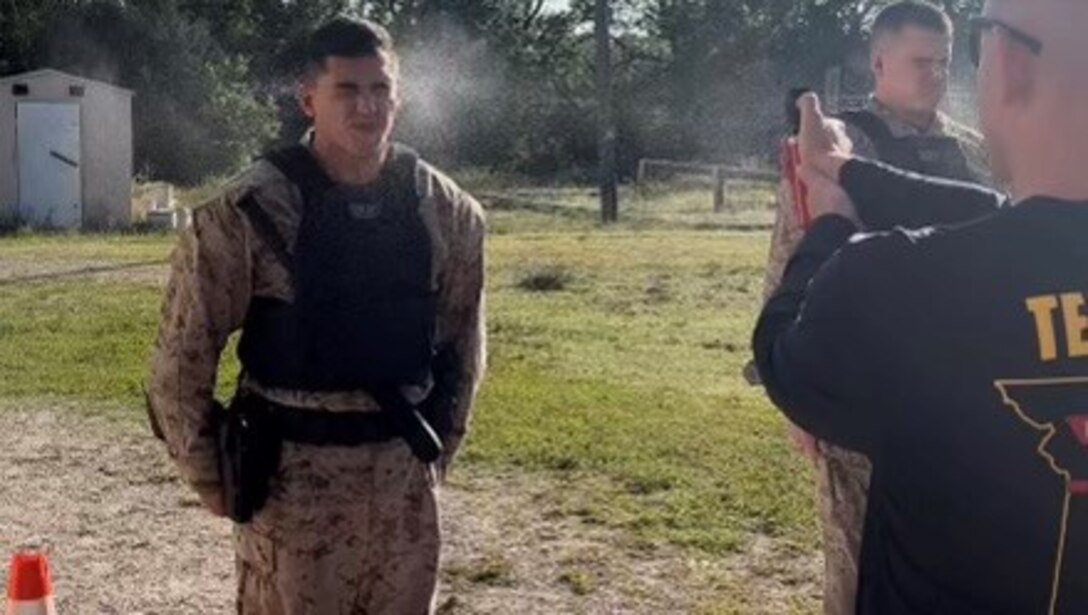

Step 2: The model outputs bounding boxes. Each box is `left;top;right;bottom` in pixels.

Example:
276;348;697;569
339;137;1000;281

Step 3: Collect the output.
713;166;726;213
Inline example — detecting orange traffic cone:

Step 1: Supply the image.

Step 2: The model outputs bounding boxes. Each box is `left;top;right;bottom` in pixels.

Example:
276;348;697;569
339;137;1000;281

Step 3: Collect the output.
5;552;56;615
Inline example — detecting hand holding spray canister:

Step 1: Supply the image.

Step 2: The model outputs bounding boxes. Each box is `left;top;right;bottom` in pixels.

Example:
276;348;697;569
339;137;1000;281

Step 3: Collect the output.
783;88;813;230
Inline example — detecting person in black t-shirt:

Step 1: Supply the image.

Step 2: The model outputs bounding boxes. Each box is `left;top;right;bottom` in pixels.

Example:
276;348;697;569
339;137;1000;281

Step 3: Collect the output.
753;1;1088;612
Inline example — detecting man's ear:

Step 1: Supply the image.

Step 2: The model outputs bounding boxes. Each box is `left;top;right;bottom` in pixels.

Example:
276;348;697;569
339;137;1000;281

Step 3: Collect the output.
871;50;885;79
297;80;317;120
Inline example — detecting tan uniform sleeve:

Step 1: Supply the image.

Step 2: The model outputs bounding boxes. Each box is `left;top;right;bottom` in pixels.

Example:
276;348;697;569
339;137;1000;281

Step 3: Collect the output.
435;188;487;472
148;198;252;490
762;141;808;302
763;178;803;302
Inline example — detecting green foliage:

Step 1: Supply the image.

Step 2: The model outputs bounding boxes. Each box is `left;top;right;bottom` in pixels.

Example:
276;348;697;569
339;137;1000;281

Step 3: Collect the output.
0;0;68;74
0;0;988;183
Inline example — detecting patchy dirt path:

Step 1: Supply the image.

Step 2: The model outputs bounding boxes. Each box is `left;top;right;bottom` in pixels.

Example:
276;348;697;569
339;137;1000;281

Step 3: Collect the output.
0;259;169;288
0;401;819;614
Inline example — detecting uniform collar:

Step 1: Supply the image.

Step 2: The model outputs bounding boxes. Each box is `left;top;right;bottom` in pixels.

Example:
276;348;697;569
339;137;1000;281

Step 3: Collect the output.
867;96;951;138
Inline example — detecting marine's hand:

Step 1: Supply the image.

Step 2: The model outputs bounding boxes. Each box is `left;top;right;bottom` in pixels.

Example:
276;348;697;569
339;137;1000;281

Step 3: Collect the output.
797;93;853;181
788;423;822;465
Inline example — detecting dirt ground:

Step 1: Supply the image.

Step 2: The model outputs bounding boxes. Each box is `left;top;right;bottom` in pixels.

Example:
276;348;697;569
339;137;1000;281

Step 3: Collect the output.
0;401;820;614
0;259;170;288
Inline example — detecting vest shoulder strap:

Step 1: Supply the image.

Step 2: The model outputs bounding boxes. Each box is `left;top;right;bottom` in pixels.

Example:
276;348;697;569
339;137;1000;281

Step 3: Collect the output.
838;109;896;152
245;144;334;272
389;143;422;201
263;145;335;209
237;193;293;273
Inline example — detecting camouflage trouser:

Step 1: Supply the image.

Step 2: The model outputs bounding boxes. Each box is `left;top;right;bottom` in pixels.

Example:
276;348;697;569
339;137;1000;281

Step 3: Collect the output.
234;440;440;615
816;443;872;615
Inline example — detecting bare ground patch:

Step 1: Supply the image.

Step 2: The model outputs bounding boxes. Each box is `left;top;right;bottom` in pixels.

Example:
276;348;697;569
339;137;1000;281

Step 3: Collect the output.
0;401;819;614
0;259;170;287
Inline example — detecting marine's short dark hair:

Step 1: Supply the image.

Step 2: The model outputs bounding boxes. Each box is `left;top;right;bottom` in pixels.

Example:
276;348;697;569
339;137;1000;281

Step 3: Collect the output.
871;1;954;47
302;17;397;80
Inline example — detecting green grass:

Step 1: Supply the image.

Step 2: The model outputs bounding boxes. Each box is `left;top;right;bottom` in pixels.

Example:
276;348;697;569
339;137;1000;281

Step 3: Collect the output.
0;281;163;401
474;230;813;552
0;185;816;558
0;232;173;261
480;184;775;235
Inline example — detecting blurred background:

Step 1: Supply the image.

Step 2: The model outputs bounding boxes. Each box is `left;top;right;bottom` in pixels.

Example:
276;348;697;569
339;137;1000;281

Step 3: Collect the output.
0;0;986;188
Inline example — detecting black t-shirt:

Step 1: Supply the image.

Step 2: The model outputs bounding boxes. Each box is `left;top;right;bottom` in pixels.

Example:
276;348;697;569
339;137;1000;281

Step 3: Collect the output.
754;159;1088;613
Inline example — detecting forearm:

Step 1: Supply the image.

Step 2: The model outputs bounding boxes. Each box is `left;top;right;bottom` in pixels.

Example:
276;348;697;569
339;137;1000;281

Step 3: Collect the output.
436;193;488;471
840;158;1006;230
148;280;226;487
442;301;485;468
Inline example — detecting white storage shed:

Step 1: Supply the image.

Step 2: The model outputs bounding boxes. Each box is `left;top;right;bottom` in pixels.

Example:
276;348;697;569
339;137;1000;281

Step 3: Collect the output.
0;68;134;229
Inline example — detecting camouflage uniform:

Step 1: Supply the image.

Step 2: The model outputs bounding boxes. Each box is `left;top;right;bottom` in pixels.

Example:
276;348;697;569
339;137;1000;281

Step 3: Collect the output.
762;98;990;615
148;147;486;615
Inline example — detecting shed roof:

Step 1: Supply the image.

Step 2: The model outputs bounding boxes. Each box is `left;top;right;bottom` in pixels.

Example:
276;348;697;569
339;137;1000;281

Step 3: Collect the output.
0;68;135;97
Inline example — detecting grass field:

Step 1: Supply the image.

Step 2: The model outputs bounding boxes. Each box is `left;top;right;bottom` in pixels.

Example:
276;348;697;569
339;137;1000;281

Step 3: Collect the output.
0;183;819;611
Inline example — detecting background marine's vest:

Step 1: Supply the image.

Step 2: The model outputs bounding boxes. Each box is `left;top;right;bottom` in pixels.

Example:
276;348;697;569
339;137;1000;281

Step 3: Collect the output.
840;110;978;183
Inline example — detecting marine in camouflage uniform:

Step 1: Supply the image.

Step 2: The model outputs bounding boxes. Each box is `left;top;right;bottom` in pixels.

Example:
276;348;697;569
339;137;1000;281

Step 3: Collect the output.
147;18;485;615
841;97;991;187
760;96;990;615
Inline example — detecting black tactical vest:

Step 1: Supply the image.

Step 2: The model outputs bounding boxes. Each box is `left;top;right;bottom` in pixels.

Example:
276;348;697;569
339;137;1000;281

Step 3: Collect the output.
839;110;978;183
236;144;437;392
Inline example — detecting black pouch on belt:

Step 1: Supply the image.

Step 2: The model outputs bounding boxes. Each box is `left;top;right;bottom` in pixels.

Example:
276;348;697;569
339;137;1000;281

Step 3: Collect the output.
216;391;282;524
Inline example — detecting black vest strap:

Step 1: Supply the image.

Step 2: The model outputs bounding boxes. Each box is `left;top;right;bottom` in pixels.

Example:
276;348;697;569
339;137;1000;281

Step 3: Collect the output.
264;145;336;212
237;145;335;274
839;110;901;161
237;194;292;272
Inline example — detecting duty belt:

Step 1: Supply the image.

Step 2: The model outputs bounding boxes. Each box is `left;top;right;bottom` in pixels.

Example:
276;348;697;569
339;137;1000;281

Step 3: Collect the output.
270;402;401;447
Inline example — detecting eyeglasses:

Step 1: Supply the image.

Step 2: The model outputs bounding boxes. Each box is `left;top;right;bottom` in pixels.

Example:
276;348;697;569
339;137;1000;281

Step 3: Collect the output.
969;16;1043;68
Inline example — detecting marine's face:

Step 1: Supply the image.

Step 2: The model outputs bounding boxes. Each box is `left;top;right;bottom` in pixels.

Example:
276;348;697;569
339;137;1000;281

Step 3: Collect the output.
873;25;952;115
299;54;399;159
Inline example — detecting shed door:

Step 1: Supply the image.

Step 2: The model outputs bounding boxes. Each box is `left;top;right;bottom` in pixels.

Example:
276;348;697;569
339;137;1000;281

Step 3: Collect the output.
17;102;82;228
